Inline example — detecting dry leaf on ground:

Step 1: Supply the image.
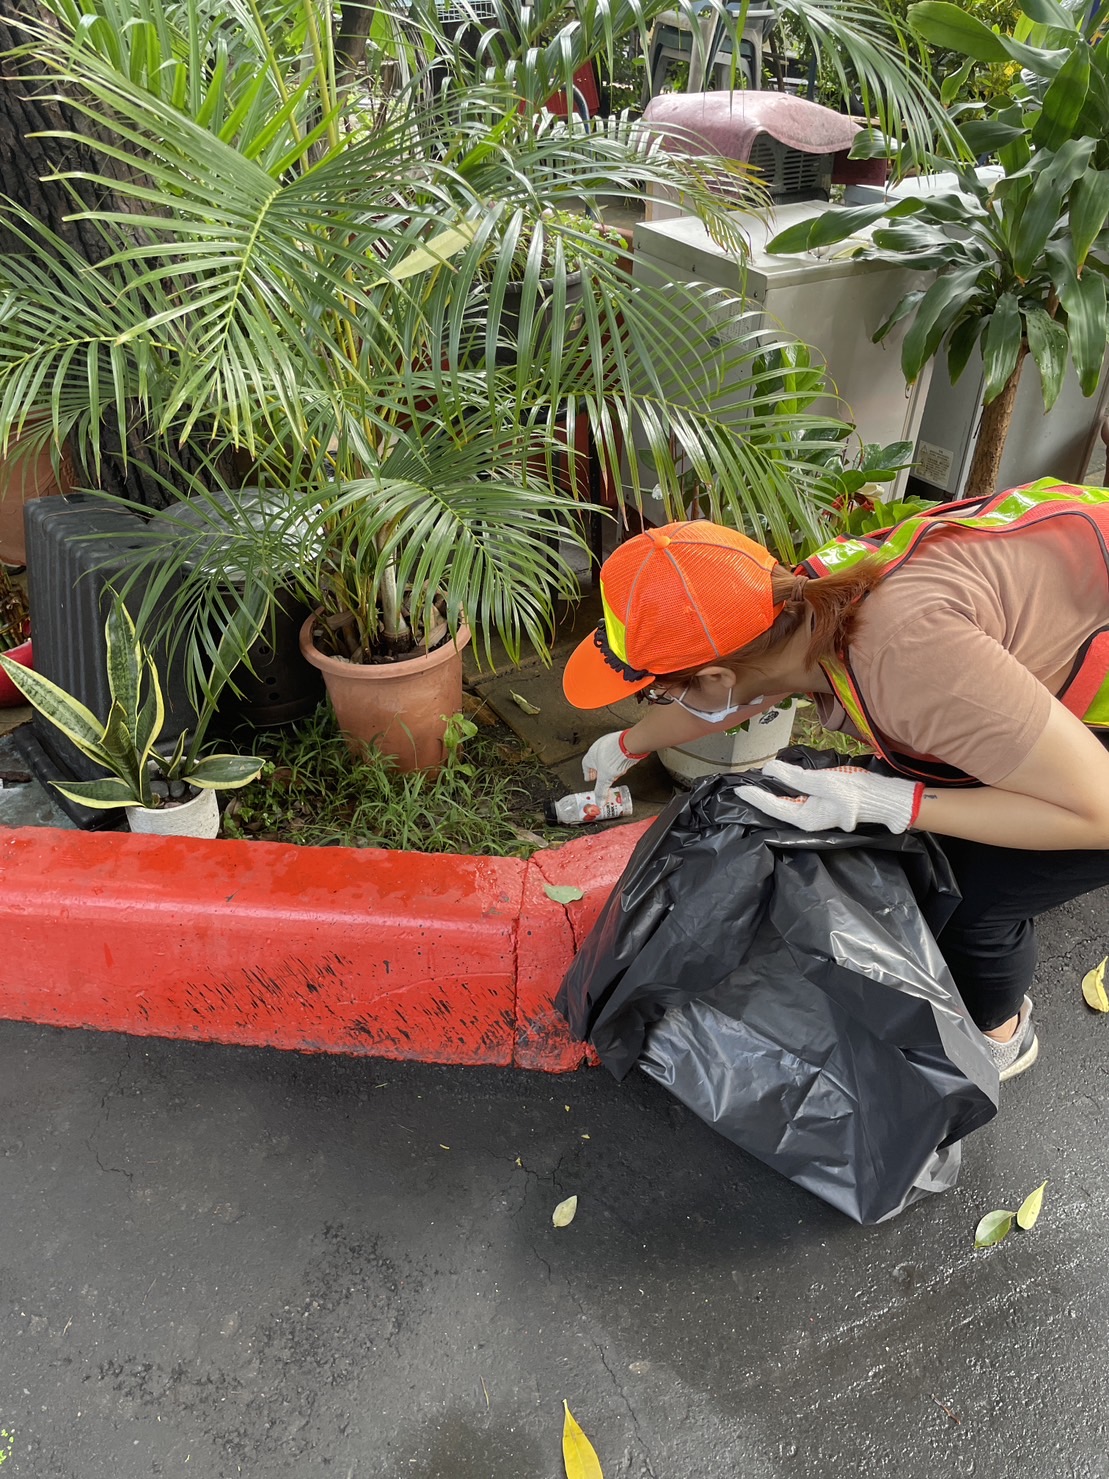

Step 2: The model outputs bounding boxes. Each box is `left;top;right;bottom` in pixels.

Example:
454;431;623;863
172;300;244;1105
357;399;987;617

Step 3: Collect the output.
552;1195;578;1228
1081;957;1108;1012
562;1402;604;1479
510;691;541;715
1017;1181;1047;1230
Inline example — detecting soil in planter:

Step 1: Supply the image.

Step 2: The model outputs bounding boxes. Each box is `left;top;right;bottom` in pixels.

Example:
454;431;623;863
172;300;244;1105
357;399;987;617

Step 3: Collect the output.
219;696;630;856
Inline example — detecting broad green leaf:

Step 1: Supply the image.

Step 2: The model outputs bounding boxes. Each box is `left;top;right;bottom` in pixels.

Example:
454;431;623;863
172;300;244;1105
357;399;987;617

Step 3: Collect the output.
1024;306;1069;411
901;268;986;383
1016;1180;1047;1230
869;221;963;253
545;884;585;904
997;103;1032;174
1060;269;1107;396
908;2;1012;61
974;1209;1014;1248
874;290;925;344
1081;956;1109;1011
0;653;115;761
1016;0;1073;27
1012;140;1096;279
1068;171;1109;269
1031;44;1090;152
552;1195;579;1228
51;776;142;809
981;293;1023;404
766;204;893;255
562;1401;603;1479
187;754;265;789
103;597;143;739
959;120;1028;156
910;3;1068;72
946;313;986;386
940;57;975;106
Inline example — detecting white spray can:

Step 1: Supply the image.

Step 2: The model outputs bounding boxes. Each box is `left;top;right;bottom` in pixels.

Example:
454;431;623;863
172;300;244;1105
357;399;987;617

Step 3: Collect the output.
545;786;634;826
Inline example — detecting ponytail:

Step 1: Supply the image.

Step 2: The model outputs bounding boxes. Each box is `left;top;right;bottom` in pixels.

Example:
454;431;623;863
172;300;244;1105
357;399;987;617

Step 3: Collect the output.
777;560;884;666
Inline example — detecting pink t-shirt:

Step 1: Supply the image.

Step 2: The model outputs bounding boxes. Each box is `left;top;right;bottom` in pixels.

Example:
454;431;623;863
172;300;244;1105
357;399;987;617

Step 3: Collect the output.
814;515;1109;784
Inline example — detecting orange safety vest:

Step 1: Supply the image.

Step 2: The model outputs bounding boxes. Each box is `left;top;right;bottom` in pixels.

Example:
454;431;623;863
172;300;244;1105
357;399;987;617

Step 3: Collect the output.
800;479;1109;785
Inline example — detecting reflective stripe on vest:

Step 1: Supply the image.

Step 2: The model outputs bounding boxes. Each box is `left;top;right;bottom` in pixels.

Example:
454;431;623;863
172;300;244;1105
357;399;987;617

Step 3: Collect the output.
802;479;1109;782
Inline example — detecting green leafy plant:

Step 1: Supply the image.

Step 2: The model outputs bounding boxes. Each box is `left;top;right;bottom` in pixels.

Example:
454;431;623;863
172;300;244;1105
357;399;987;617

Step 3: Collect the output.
0;0;963;705
0;596;262;810
221;703;561;855
769;0;1109;499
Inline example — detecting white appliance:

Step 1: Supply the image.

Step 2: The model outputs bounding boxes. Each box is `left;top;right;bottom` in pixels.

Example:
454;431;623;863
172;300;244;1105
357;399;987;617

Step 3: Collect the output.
631;202;934;496
844;171;1109;496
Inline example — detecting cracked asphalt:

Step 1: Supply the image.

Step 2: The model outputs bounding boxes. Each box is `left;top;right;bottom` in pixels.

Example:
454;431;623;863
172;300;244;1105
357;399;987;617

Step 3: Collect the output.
2;882;1108;1478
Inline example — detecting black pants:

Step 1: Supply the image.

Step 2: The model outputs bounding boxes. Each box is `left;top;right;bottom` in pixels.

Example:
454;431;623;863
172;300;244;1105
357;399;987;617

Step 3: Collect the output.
932;731;1109;1030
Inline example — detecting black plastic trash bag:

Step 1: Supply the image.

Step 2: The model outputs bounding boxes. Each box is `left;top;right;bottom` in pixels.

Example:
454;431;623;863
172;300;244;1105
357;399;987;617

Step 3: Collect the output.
556;756;999;1224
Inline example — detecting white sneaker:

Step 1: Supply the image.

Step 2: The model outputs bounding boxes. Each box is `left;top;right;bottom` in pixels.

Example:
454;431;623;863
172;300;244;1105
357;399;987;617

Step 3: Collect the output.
985;997;1039;1083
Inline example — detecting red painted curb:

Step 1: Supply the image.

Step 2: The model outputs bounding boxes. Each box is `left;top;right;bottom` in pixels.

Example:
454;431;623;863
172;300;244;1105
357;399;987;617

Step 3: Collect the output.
0;820;650;1070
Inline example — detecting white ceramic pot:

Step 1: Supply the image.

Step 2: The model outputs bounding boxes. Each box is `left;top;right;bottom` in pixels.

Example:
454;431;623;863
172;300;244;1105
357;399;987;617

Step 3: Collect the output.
127;785;220;839
659;699;798;787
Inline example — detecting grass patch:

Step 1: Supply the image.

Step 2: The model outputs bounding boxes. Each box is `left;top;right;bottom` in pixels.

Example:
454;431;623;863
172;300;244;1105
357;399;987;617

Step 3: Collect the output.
790;701;872;759
221;704;565;856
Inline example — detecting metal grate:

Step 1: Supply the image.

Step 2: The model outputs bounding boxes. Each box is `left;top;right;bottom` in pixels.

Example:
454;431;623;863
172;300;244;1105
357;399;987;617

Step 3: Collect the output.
746;134;832;203
435;0;500;22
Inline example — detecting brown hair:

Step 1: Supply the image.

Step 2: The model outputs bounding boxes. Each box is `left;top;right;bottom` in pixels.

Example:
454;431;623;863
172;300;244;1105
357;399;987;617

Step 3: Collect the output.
657;559;884;683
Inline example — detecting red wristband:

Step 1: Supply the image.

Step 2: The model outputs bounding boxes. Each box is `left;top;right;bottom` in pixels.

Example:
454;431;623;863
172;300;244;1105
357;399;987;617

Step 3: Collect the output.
908;782;925;827
618;730;650;761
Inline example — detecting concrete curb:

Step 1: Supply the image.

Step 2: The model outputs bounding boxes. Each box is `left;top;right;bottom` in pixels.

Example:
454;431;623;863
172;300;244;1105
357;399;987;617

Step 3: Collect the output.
0;821;650;1071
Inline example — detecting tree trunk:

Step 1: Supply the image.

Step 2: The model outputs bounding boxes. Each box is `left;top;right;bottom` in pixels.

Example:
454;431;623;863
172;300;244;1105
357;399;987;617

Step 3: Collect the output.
0;2;227;510
964;342;1029;500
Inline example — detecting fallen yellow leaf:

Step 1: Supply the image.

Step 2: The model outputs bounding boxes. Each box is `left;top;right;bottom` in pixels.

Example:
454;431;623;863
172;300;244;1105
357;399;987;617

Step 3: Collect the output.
1081;957;1108;1012
552;1194;578;1228
1017;1180;1047;1230
562;1401;604;1479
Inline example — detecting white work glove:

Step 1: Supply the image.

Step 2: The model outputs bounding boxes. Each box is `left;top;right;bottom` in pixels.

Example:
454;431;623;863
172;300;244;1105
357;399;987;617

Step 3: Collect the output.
581;730;649;798
734;759;924;834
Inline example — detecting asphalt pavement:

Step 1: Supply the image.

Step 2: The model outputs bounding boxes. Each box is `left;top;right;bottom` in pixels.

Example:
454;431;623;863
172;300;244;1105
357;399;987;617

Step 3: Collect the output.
2;882;1108;1479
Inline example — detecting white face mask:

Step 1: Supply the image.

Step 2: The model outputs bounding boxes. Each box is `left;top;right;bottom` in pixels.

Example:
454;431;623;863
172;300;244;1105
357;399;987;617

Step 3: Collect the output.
672;683;763;725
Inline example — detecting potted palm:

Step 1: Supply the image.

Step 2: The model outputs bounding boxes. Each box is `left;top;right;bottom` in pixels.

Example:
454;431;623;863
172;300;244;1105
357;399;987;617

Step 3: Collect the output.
0;596;263;837
0;0;954;778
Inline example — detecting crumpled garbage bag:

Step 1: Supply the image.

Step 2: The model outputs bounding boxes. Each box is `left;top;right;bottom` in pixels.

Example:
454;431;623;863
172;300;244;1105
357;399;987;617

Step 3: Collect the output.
556;753;999;1224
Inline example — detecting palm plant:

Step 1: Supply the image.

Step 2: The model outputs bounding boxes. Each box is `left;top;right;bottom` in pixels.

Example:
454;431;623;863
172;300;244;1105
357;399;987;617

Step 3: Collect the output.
0;0;951;710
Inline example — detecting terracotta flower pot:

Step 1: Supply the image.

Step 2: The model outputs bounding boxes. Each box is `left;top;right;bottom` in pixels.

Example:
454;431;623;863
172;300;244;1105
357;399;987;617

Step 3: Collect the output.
299;617;471;772
0;436;74;567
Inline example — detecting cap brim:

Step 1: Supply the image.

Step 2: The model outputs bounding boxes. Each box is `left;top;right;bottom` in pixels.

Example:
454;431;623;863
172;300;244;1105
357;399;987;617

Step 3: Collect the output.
563;626;655;709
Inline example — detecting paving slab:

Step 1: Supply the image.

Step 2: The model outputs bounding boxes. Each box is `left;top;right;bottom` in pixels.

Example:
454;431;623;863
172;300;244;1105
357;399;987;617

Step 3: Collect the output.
1;888;1107;1479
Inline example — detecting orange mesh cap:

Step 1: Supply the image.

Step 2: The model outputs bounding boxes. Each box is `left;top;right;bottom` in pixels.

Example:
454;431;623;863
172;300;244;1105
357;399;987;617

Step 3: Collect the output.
563;521;782;709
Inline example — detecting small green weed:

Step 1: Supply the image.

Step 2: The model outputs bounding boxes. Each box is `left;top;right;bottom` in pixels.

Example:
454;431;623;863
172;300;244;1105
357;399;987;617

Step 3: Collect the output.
221;705;562;856
791;702;871;759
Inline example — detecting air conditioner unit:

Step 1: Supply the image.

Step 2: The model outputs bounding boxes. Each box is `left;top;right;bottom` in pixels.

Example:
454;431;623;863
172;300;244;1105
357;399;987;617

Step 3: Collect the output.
639;92;878;220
